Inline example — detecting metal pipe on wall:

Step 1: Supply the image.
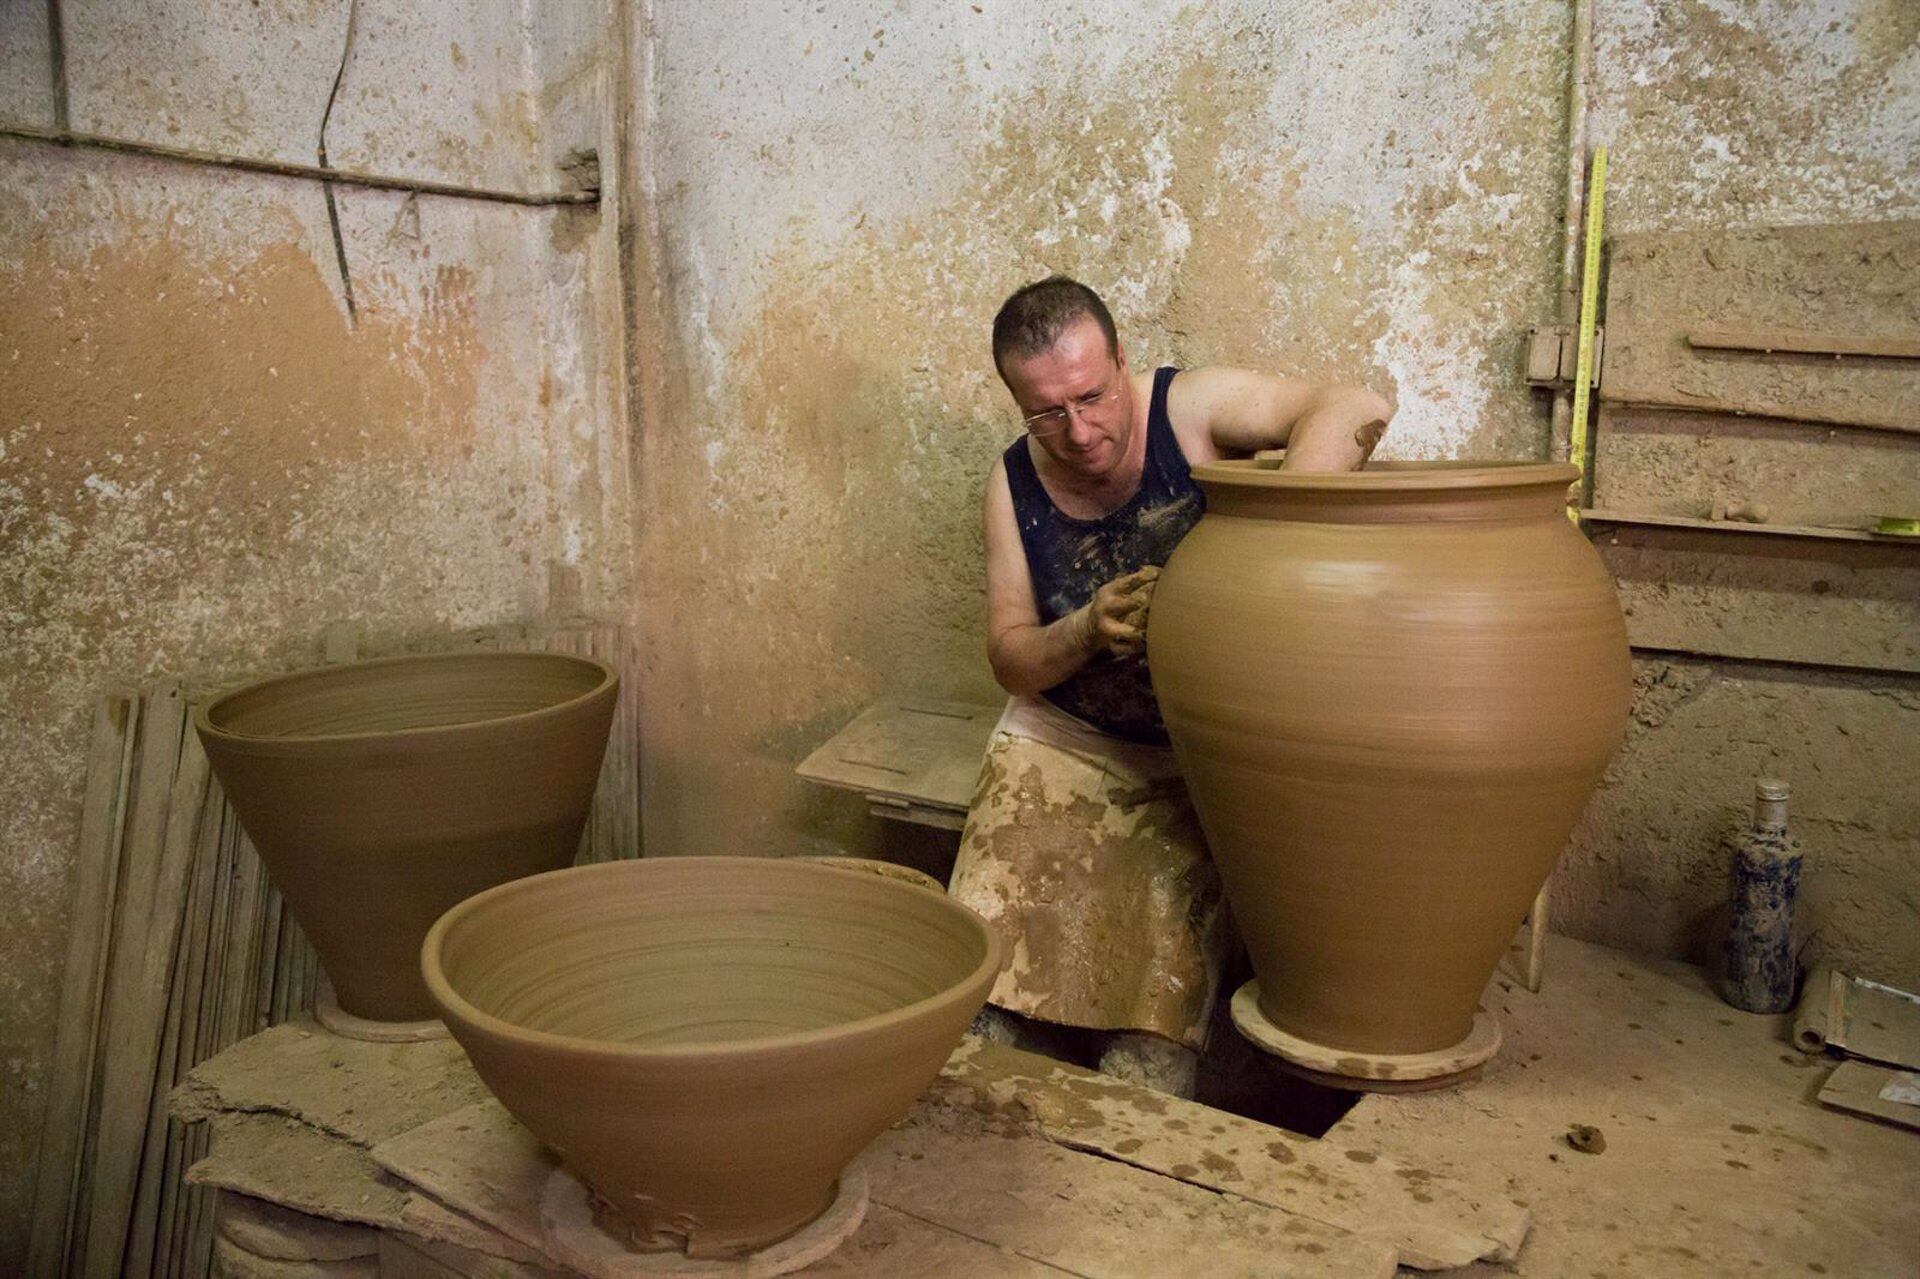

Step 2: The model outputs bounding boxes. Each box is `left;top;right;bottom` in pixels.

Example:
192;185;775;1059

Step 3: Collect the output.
0;125;599;207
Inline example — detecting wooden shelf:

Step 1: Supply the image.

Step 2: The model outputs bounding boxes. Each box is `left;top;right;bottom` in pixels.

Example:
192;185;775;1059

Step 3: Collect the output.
1580;509;1916;546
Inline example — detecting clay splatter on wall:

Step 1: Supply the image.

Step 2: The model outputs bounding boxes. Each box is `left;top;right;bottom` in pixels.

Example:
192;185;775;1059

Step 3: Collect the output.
633;3;1566;863
0;142;620;1249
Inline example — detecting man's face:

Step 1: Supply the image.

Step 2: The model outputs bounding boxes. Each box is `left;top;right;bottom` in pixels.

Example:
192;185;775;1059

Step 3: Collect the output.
1003;316;1134;480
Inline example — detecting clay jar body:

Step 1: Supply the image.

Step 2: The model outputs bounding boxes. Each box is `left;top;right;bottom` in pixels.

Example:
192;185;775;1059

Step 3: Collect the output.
196;652;617;1022
422;857;1002;1259
1148;461;1630;1055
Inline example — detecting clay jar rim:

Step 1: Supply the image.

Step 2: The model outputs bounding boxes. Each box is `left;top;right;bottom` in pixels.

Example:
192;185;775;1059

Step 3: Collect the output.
1192;458;1579;491
421;856;1005;1067
193;650;617;748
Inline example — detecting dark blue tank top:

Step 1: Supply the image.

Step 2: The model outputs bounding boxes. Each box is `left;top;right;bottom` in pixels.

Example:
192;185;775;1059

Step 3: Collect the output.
1002;366;1204;743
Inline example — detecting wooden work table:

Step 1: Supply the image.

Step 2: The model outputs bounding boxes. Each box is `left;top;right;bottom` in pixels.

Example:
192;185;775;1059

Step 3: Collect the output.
173;935;1916;1278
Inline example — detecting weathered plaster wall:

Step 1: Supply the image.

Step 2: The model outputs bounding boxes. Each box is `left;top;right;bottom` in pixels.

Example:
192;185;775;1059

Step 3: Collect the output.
629;0;1572;866
627;0;1918;991
0;3;626;1262
1552;1;1920;988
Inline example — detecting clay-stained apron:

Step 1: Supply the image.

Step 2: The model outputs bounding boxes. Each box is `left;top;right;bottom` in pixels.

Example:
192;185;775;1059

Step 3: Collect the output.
948;697;1230;1051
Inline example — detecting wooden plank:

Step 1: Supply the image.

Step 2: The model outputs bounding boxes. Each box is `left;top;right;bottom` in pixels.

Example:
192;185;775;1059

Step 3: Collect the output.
867;797;969;832
296;922;321;1018
74;689;198;1279
185;1113;411;1233
208;812;245;1052
1602;394;1920;437
270;897;300;1024
796;699;999;815
133;833;199;1279
111;716;212;1279
174;1025;490;1144
26;693;135;1279
804;1204;1070;1279
376;1229;564;1279
193;857;232;1059
1600;221;1920;435
253;882;285;1038
1818;1062;1920;1131
393;1197;557;1271
939;1040;1529;1270
156;728;228;1278
175;785;239;1279
1591;522;1920;675
189;1113;553;1265
373;1097;1390;1279
1592;405;1919;532
158;757;228;1279
870;1103;1393;1279
215;822;266;1055
1688;327;1920;361
1583;509;1901;544
368;1101;555;1257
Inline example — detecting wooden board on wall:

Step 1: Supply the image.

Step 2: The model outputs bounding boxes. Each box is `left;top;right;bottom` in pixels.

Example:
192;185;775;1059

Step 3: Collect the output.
1592;522;1920;674
1591;406;1920;533
1600;221;1920;433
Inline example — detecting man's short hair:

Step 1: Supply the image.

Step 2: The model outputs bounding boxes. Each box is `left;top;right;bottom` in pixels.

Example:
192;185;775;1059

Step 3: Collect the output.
991;275;1118;381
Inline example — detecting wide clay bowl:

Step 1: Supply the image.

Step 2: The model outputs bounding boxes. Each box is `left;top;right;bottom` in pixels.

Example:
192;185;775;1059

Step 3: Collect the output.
1150;460;1630;1057
196;651;617;1022
422;856;1002;1259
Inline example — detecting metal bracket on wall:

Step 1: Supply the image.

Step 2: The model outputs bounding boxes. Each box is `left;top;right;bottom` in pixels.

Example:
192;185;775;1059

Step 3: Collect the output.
1525;324;1604;390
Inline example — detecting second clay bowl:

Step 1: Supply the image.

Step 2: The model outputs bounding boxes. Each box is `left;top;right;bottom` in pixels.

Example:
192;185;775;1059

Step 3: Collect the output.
196;650;618;1024
422;856;1002;1260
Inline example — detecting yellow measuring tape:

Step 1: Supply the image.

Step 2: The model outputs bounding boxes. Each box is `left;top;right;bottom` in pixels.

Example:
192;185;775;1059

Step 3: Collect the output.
1567;146;1608;522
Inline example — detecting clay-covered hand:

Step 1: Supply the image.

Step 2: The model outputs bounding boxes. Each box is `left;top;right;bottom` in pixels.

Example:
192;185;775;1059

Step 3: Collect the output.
1076;566;1160;661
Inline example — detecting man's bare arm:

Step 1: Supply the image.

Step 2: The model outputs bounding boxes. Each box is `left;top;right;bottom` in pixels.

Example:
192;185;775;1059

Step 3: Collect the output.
1167;366;1392;473
983;458;1154;696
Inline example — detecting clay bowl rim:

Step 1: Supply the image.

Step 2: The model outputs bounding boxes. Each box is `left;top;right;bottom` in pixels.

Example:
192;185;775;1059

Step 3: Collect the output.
421;856;1004;1067
194;650;617;747
1192;458;1579;491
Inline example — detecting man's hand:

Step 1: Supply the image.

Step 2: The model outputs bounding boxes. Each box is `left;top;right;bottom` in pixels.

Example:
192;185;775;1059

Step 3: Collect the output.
1076;566;1160;660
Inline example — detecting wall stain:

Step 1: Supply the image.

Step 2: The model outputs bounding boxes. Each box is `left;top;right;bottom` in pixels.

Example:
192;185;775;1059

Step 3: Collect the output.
0;151;603;1253
637;12;1563;866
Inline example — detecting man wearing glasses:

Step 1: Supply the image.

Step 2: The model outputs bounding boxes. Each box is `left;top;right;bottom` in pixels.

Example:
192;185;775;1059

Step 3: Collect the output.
950;274;1391;1095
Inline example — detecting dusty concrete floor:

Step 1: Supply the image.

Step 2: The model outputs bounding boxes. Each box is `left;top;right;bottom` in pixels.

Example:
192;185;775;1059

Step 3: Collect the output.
1341;934;1917;1278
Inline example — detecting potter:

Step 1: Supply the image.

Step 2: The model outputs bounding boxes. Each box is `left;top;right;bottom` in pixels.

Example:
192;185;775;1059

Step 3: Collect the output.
948;275;1393;1096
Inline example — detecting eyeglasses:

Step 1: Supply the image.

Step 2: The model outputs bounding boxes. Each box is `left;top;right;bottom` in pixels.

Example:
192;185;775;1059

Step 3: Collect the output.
1021;384;1120;437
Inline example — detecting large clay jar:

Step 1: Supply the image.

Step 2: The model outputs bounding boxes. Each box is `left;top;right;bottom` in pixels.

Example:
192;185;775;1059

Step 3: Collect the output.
196;651;617;1023
1148;460;1630;1057
422;856;1002;1259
